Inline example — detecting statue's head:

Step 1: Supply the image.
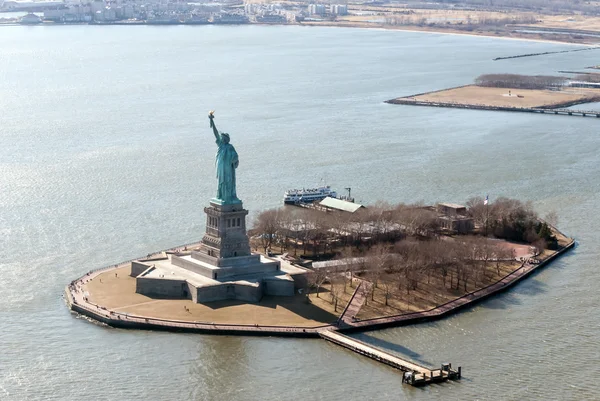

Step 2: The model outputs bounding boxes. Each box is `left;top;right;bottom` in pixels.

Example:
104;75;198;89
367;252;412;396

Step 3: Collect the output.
221;133;230;143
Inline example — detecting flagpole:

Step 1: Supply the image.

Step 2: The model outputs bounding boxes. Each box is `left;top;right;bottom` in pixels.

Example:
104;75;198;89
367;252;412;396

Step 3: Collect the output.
485;204;488;237
484;195;489;237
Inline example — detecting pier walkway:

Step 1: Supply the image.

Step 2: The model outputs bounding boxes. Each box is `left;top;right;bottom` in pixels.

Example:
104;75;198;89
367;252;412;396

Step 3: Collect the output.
319;330;460;386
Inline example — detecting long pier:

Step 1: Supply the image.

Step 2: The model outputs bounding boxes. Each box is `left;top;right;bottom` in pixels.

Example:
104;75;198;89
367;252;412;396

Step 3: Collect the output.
320;330;460;386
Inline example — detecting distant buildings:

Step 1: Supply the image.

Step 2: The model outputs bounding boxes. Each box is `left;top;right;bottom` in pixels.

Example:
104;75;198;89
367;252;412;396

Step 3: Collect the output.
11;0;347;25
2;0;64;12
330;4;347;15
307;4;325;16
307;4;347;16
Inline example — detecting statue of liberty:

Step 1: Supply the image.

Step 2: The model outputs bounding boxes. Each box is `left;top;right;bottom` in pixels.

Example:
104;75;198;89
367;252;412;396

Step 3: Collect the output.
208;111;240;204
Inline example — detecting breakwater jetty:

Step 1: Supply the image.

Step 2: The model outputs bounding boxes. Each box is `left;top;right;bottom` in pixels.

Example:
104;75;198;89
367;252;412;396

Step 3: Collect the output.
493;45;600;61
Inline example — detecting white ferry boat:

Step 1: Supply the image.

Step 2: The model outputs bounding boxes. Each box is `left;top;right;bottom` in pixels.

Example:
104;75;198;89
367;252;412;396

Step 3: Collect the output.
283;186;337;205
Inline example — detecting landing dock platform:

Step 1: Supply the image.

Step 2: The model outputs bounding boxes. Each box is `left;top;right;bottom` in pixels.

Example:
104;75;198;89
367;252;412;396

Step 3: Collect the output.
319;330;461;386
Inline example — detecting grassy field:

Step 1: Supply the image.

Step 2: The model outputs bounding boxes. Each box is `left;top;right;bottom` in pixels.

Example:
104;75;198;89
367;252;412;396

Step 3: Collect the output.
397;85;600;109
307;279;357;316
532;15;600;32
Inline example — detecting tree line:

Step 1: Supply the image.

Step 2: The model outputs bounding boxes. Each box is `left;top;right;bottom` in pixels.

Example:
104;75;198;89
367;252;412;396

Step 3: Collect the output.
465;196;558;249
403;0;600;15
251;197;560;311
250;202;439;258
251;197;558;259
384;14;538;32
475;74;566;90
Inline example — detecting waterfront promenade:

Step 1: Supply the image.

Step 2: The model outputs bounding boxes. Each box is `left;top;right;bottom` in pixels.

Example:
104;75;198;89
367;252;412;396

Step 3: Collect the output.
66;241;335;337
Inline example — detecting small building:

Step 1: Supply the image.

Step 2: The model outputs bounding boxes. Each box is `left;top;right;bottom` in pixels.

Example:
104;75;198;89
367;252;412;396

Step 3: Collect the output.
437;215;474;234
437;203;467;217
436;202;473;234
19;13;42;24
319;197;365;213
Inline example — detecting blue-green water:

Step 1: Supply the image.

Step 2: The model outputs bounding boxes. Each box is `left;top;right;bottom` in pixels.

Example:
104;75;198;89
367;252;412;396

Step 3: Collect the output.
1;25;599;400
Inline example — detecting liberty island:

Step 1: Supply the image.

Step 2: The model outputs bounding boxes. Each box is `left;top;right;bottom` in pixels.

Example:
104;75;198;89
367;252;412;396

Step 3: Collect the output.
3;23;596;400
64;111;574;387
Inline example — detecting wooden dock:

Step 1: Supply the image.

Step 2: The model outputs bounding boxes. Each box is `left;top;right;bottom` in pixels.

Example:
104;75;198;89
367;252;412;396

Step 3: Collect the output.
319;330;461;386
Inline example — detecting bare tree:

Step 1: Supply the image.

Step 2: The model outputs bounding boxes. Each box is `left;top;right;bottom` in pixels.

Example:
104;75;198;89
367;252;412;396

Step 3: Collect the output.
532;238;546;256
365;244;392;297
466;196;487;227
493;245;515;276
380;278;397;307
307;268;328;299
330;276;344;312
253;208;281;253
544;211;559;228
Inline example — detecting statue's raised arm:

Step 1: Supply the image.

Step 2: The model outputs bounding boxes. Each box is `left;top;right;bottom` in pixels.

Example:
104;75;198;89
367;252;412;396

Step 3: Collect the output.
209;111;220;143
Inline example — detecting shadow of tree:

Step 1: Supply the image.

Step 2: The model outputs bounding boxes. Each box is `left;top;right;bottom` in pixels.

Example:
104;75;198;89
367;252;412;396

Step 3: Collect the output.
350;332;434;366
478;291;523;310
479;277;547;310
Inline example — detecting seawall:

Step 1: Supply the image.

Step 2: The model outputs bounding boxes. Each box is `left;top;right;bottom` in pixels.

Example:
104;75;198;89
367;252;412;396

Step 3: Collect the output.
65;237;575;337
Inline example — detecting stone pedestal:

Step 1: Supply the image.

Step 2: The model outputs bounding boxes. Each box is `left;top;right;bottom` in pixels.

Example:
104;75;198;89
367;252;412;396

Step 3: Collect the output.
177;199;280;280
134;199;298;304
195;200;251;261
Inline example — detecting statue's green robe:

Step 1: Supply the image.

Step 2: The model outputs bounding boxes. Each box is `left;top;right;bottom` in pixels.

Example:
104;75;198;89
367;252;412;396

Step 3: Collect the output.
215;135;239;203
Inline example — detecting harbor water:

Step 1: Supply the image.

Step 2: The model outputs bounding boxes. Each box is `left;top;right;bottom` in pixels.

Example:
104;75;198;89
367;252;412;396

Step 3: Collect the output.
1;25;599;400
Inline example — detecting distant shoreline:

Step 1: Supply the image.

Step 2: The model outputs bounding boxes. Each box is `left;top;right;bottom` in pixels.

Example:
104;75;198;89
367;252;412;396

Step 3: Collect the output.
299;21;595;46
0;19;595;46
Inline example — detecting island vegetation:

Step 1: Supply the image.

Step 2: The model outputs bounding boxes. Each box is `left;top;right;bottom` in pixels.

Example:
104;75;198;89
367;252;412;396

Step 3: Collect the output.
250;197;568;319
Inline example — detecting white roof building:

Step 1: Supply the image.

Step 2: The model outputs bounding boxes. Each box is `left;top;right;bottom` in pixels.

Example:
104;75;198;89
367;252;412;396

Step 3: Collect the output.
319;197;365;213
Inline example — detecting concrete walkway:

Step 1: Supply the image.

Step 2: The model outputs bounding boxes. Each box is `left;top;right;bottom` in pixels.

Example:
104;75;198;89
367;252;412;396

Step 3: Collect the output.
65;242;336;337
67;268;336;336
338;280;372;326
